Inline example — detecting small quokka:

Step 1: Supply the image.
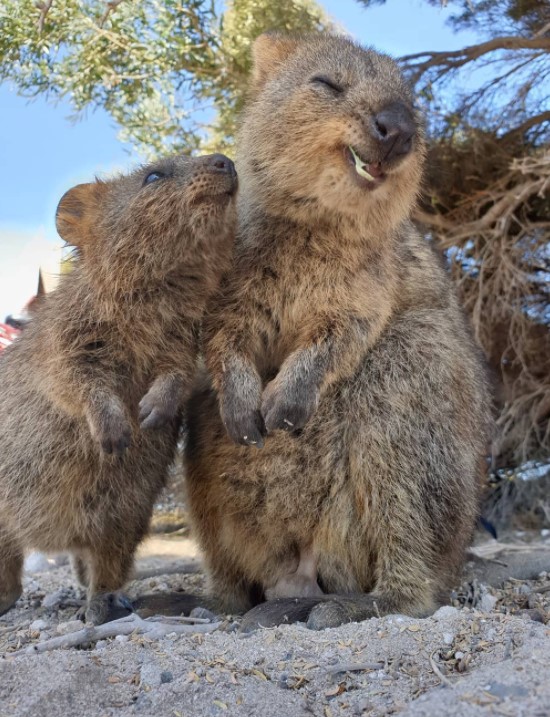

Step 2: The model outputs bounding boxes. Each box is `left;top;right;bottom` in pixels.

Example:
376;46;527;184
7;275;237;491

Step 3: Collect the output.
185;33;492;630
0;153;237;624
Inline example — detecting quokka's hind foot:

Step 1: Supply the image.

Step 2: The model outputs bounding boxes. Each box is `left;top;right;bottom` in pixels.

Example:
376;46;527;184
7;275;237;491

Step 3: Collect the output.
0;531;24;616
240;596;326;632
77;591;134;625
0;585;23;617
240;591;436;633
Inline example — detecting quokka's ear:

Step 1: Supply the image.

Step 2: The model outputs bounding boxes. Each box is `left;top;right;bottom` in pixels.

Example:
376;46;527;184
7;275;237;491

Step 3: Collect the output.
251;32;301;92
55;181;108;246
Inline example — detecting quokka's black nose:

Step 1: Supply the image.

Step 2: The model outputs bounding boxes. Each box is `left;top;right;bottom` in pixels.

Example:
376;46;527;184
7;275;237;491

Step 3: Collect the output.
205;153;237;178
371;102;415;160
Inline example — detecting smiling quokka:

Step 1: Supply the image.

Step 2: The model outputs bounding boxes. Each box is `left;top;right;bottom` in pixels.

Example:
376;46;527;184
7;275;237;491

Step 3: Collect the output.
184;33;492;630
0;153;236;624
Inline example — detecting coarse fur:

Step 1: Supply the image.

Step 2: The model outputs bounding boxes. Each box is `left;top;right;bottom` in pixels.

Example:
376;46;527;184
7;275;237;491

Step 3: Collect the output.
0;153;236;624
184;33;492;630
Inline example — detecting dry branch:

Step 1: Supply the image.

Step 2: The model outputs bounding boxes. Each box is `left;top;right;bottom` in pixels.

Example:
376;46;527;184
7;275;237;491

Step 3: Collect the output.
420;141;550;468
504;111;550;139
18;614;222;655
402;35;550;82
429;650;454;688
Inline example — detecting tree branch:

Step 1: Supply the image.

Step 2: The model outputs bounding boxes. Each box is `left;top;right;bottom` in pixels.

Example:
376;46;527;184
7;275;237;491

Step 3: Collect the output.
35;0;53;34
99;0;125;28
401;35;550;83
534;22;550;38
503;111;550;139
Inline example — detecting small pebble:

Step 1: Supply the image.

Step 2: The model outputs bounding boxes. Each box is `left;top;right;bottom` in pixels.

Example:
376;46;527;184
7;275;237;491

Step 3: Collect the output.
522;608;546;624
160;671;173;684
433;606;459;620
30;619;50;632
24;552;52;573
278;677;291;690
442;632;455;645
25;580;41;593
115;634;129;643
480;594;498;613
519;584;532;595
42;590;65;609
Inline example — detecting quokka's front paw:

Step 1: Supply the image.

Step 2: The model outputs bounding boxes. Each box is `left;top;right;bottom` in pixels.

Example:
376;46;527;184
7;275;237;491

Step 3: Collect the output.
218;358;265;448
87;399;131;456
261;373;319;434
221;391;266;448
139;380;181;430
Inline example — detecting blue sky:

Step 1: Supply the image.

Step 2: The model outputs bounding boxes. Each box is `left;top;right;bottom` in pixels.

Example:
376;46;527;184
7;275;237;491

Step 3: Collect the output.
0;0;479;318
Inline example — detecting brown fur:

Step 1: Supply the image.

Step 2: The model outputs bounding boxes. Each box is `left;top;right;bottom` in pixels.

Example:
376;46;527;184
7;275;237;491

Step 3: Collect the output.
184;33;492;629
0;153;236;623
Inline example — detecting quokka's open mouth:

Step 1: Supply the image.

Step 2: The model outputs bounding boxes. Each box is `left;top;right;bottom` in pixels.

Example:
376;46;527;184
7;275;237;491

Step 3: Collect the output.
345;146;386;188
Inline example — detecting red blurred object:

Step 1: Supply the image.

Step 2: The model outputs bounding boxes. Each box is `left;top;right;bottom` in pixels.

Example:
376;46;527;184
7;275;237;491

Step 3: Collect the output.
0;323;21;352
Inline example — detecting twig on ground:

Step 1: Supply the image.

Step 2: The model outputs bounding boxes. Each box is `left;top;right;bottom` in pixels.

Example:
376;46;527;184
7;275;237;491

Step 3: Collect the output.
17;613;221;655
0;621;31;636
429;650;454;688
146;615;212;624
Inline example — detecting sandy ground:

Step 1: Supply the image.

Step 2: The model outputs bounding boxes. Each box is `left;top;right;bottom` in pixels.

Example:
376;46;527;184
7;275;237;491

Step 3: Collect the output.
1;532;550;717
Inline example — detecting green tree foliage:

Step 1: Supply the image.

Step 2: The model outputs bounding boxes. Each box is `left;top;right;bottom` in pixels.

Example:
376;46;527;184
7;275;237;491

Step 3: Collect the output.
204;0;328;152
0;0;328;157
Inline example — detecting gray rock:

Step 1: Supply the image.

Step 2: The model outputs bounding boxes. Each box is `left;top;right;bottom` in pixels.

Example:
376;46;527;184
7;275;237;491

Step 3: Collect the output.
24;552;52;573
479;593;498;612
432;606;459;620
42;590;65;609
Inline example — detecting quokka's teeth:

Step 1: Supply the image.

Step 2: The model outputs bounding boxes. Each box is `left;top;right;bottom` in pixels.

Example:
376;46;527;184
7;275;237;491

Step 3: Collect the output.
349;146;376;183
355;163;376;182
